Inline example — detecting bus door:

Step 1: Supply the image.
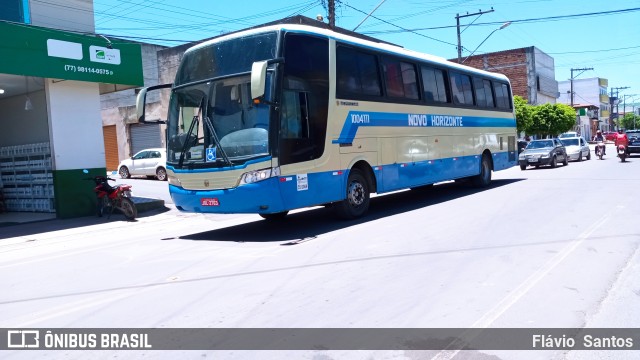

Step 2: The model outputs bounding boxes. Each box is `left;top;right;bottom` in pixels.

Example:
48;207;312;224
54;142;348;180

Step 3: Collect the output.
275;33;334;209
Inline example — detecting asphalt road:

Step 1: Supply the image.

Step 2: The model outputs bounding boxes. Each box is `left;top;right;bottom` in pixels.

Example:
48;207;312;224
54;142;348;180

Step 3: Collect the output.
2;148;640;359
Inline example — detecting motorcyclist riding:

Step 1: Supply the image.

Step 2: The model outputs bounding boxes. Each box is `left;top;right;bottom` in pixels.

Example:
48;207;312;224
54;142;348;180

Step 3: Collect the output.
593;130;606;155
614;128;629;155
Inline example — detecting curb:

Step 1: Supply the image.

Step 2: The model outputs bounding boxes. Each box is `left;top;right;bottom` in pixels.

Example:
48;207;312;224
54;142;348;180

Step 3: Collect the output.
131;197;166;213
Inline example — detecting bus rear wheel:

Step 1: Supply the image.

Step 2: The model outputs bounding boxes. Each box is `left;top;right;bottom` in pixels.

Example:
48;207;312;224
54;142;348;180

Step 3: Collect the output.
335;168;370;220
471;153;492;187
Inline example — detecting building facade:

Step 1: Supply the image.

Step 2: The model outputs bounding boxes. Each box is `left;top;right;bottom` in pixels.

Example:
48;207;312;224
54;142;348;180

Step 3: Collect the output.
0;0;143;218
558;77;610;135
100;43;166;171
456;46;559;105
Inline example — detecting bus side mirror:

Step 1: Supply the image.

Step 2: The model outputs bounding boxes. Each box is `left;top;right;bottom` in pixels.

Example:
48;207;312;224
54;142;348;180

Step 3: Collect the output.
251;60;268;100
135;83;172;124
136;87;148;122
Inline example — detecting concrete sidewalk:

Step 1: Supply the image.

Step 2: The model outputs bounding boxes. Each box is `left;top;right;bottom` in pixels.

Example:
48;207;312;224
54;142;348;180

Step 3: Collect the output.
0;196;166;229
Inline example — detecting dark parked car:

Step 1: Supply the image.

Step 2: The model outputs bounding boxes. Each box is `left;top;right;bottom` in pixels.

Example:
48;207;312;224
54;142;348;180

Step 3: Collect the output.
626;129;640;156
518;138;568;170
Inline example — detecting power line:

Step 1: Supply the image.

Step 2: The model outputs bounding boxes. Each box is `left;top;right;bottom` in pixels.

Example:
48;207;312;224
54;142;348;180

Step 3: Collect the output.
364;7;640;35
547;45;640;55
334;0;458;47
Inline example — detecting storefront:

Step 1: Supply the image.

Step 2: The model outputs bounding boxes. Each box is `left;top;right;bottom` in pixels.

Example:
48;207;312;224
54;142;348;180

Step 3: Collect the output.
0;21;142;218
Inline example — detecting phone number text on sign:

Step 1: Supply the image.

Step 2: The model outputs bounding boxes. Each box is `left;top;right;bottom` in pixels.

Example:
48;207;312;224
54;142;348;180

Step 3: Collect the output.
64;65;114;75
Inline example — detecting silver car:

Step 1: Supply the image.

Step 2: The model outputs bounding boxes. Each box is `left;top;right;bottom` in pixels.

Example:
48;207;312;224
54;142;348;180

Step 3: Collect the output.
559;136;591;161
118;148;167;181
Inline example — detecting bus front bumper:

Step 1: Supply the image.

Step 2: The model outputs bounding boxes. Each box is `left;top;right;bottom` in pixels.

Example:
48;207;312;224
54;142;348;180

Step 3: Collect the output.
169;179;286;214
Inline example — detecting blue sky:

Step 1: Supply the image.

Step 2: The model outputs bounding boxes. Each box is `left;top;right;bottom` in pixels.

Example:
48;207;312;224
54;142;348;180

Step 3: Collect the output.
94;0;640;105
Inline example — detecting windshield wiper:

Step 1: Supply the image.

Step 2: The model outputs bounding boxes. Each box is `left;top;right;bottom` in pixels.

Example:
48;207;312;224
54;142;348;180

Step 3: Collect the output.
204;115;234;166
178;114;198;169
177;97;204;169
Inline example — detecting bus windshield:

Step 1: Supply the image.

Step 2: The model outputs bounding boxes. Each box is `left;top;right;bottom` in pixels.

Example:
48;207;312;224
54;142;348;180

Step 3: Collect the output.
175;32;278;86
167;76;272;167
167;32;278;168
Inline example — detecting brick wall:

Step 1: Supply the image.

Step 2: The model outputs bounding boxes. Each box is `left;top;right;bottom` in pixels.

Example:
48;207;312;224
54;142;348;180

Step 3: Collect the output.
455;48;531;101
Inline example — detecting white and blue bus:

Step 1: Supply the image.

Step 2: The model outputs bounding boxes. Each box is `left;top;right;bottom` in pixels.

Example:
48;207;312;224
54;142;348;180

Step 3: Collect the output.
137;16;517;220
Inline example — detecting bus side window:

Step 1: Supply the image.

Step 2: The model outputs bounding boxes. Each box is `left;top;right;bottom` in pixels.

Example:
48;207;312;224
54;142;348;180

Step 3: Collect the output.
421;65;448;103
280;90;309;139
336;46;382;98
474;78;495;108
382;57;419;100
494;82;511;110
450;72;474;106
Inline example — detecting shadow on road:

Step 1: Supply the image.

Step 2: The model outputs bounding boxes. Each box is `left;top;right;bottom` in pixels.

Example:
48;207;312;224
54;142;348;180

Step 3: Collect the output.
178;179;524;243
0;206;171;240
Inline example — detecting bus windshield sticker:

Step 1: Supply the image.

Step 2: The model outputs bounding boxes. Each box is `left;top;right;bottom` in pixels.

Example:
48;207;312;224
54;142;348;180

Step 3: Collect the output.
297;174;308;191
206;147;217;162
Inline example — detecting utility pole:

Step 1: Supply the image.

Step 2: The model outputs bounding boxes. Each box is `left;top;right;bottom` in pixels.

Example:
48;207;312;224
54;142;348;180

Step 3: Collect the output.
569;67;593;107
328;0;335;28
456;8;494;63
610;86;630;131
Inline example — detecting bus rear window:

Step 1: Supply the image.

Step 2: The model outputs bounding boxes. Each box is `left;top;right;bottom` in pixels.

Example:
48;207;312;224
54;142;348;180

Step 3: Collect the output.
494;82;511;109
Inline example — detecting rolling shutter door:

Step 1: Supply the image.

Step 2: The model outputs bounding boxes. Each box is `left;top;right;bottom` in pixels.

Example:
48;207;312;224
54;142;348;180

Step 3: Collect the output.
130;124;162;154
102;125;119;171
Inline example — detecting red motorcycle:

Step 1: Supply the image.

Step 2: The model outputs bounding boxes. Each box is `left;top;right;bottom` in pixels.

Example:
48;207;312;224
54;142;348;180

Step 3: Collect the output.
85;171;137;220
617;144;627;162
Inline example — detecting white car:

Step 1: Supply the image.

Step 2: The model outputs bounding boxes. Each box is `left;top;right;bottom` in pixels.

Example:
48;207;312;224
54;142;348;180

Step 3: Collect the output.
118;148;167;181
558;131;578;138
559;137;591;161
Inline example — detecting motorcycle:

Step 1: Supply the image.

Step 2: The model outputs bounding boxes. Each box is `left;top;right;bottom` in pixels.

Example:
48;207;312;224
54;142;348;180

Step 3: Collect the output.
84;170;137;220
595;141;605;160
617;144;627;162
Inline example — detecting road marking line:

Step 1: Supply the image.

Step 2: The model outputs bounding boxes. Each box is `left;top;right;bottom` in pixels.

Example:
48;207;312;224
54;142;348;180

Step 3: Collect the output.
431;211;614;360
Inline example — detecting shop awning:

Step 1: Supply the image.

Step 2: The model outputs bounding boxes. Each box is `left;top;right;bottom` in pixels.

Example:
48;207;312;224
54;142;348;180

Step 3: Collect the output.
0;21;143;90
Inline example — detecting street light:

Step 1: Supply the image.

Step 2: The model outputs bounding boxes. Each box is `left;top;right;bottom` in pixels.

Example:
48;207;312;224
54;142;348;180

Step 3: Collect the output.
461;21;511;64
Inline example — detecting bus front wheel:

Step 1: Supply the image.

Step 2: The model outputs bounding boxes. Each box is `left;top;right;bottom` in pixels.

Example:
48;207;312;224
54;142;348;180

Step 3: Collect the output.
335;168;370;220
259;211;289;221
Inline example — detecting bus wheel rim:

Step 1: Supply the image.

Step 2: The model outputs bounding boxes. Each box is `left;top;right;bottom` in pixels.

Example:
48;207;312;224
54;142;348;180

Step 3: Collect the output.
347;181;365;207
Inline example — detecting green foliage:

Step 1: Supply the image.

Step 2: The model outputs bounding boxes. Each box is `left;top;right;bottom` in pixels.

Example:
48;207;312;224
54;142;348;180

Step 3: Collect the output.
513;95;533;134
524;102;577;138
620;113;640;130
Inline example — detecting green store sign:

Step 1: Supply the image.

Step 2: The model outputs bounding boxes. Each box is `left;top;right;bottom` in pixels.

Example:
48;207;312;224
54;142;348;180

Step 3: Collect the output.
0;21;143;86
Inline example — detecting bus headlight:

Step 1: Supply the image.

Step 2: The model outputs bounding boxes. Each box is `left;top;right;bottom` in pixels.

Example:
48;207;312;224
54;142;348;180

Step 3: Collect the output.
239;167;280;185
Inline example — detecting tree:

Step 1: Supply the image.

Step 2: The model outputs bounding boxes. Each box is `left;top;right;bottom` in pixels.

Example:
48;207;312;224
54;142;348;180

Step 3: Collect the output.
529;103;576;138
513;95;533;135
620;113;640;130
